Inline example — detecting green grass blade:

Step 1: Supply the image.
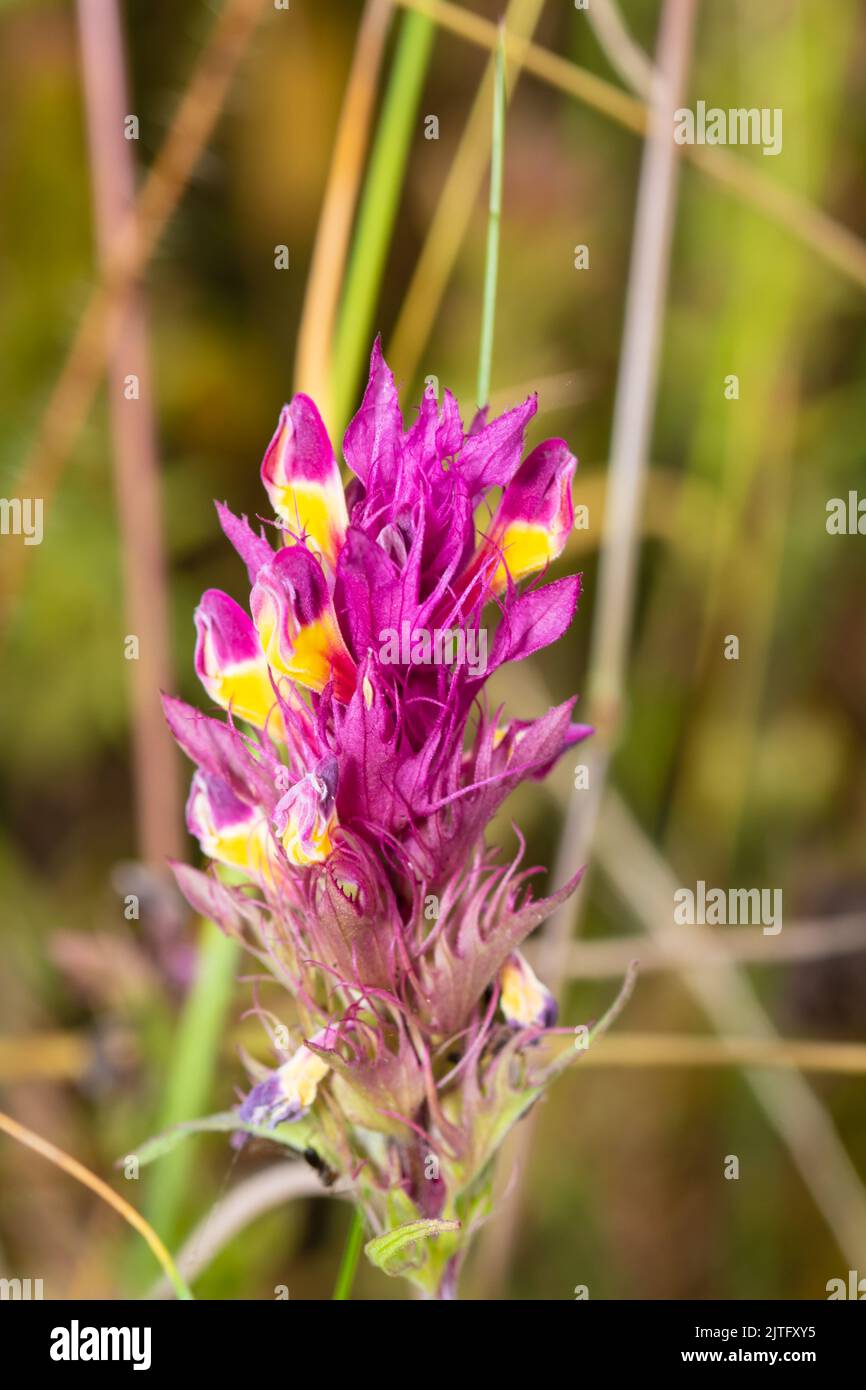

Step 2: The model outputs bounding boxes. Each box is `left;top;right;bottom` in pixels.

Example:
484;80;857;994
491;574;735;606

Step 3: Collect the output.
331;11;435;430
145;923;239;1238
476;25;506;411
125;922;239;1289
332;1206;366;1300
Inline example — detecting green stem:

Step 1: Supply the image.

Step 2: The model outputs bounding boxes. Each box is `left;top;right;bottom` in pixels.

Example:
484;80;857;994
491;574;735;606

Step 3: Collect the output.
332;1206;366;1300
331;10;435;430
476;25;505;411
147;923;239;1236
127;921;239;1289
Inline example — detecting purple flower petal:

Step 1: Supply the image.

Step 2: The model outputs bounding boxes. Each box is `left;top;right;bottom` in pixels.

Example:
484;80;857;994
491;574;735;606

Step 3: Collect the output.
343;338;403;486
457;394;537;497
215;502;273;586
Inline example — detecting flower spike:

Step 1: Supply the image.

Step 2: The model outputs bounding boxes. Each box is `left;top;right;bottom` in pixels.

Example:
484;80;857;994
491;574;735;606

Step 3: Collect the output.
162;341;630;1300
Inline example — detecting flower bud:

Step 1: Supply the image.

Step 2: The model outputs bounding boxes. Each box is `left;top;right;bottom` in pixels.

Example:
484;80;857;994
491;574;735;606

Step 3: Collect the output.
261;397;348;568
273;755;339;865
186;769;274;880
499;950;558;1029
233;1030;334;1146
194;589;280;732
251;547;355;702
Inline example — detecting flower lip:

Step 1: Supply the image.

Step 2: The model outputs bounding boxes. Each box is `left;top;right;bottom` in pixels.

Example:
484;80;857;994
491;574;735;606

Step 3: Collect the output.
187;768;248;835
251;545;356;701
272;754;339;866
232;1036;332;1147
194;589;260;676
499;950;559;1030
186;769;275;881
265;545;330;625
193;589;281;731
261;396;348;566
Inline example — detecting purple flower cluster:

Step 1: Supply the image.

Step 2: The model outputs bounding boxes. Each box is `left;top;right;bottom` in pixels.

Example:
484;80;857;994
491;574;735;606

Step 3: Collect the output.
165;343;593;1294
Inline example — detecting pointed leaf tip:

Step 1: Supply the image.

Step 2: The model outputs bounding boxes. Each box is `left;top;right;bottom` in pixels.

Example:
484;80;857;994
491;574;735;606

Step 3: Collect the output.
365;1218;461;1278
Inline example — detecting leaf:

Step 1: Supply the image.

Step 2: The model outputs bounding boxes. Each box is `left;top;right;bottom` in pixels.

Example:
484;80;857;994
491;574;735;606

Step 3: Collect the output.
364;1218;461;1278
124;1111;318;1169
528;958;640;1087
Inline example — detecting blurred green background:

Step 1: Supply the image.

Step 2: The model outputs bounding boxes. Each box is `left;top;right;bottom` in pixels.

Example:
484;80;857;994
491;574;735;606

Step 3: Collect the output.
1;0;865;1299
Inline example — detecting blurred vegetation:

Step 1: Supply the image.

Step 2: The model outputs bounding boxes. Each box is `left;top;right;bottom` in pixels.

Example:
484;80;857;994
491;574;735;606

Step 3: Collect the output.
1;0;865;1299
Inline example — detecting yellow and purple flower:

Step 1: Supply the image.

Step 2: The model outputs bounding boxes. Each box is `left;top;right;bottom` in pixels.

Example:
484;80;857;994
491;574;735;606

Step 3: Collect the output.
232;1029;335;1149
261;396;349;568
194;589;280;733
251;545;355;702
186;769;274;882
499;950;559;1030
163;341;619;1298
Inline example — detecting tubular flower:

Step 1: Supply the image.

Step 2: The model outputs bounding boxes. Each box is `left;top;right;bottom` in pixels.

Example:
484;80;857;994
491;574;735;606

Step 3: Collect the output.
186;770;275;883
273;755;339;866
481;437;576;591
232;1030;334;1148
251;545;355;701
194;589;281;732
261;397;349;568
499;950;558;1030
163;341;633;1298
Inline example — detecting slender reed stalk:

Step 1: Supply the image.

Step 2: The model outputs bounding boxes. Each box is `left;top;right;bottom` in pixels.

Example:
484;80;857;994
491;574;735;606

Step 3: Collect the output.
390;0;866;292
388;0;549;392
151;1163;340;1298
0;0;266;632
332;1207;366;1301
475;0;697;1296
330;11;435;430
585;0;656;100
543;0;697;1007
0;1110;192;1300
566;1033;866;1077
142;925;239;1252
475;28;505;412
394;0;645;131
294;0;394;425
595;791;866;1270
76;0;182;867
566;913;866;978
